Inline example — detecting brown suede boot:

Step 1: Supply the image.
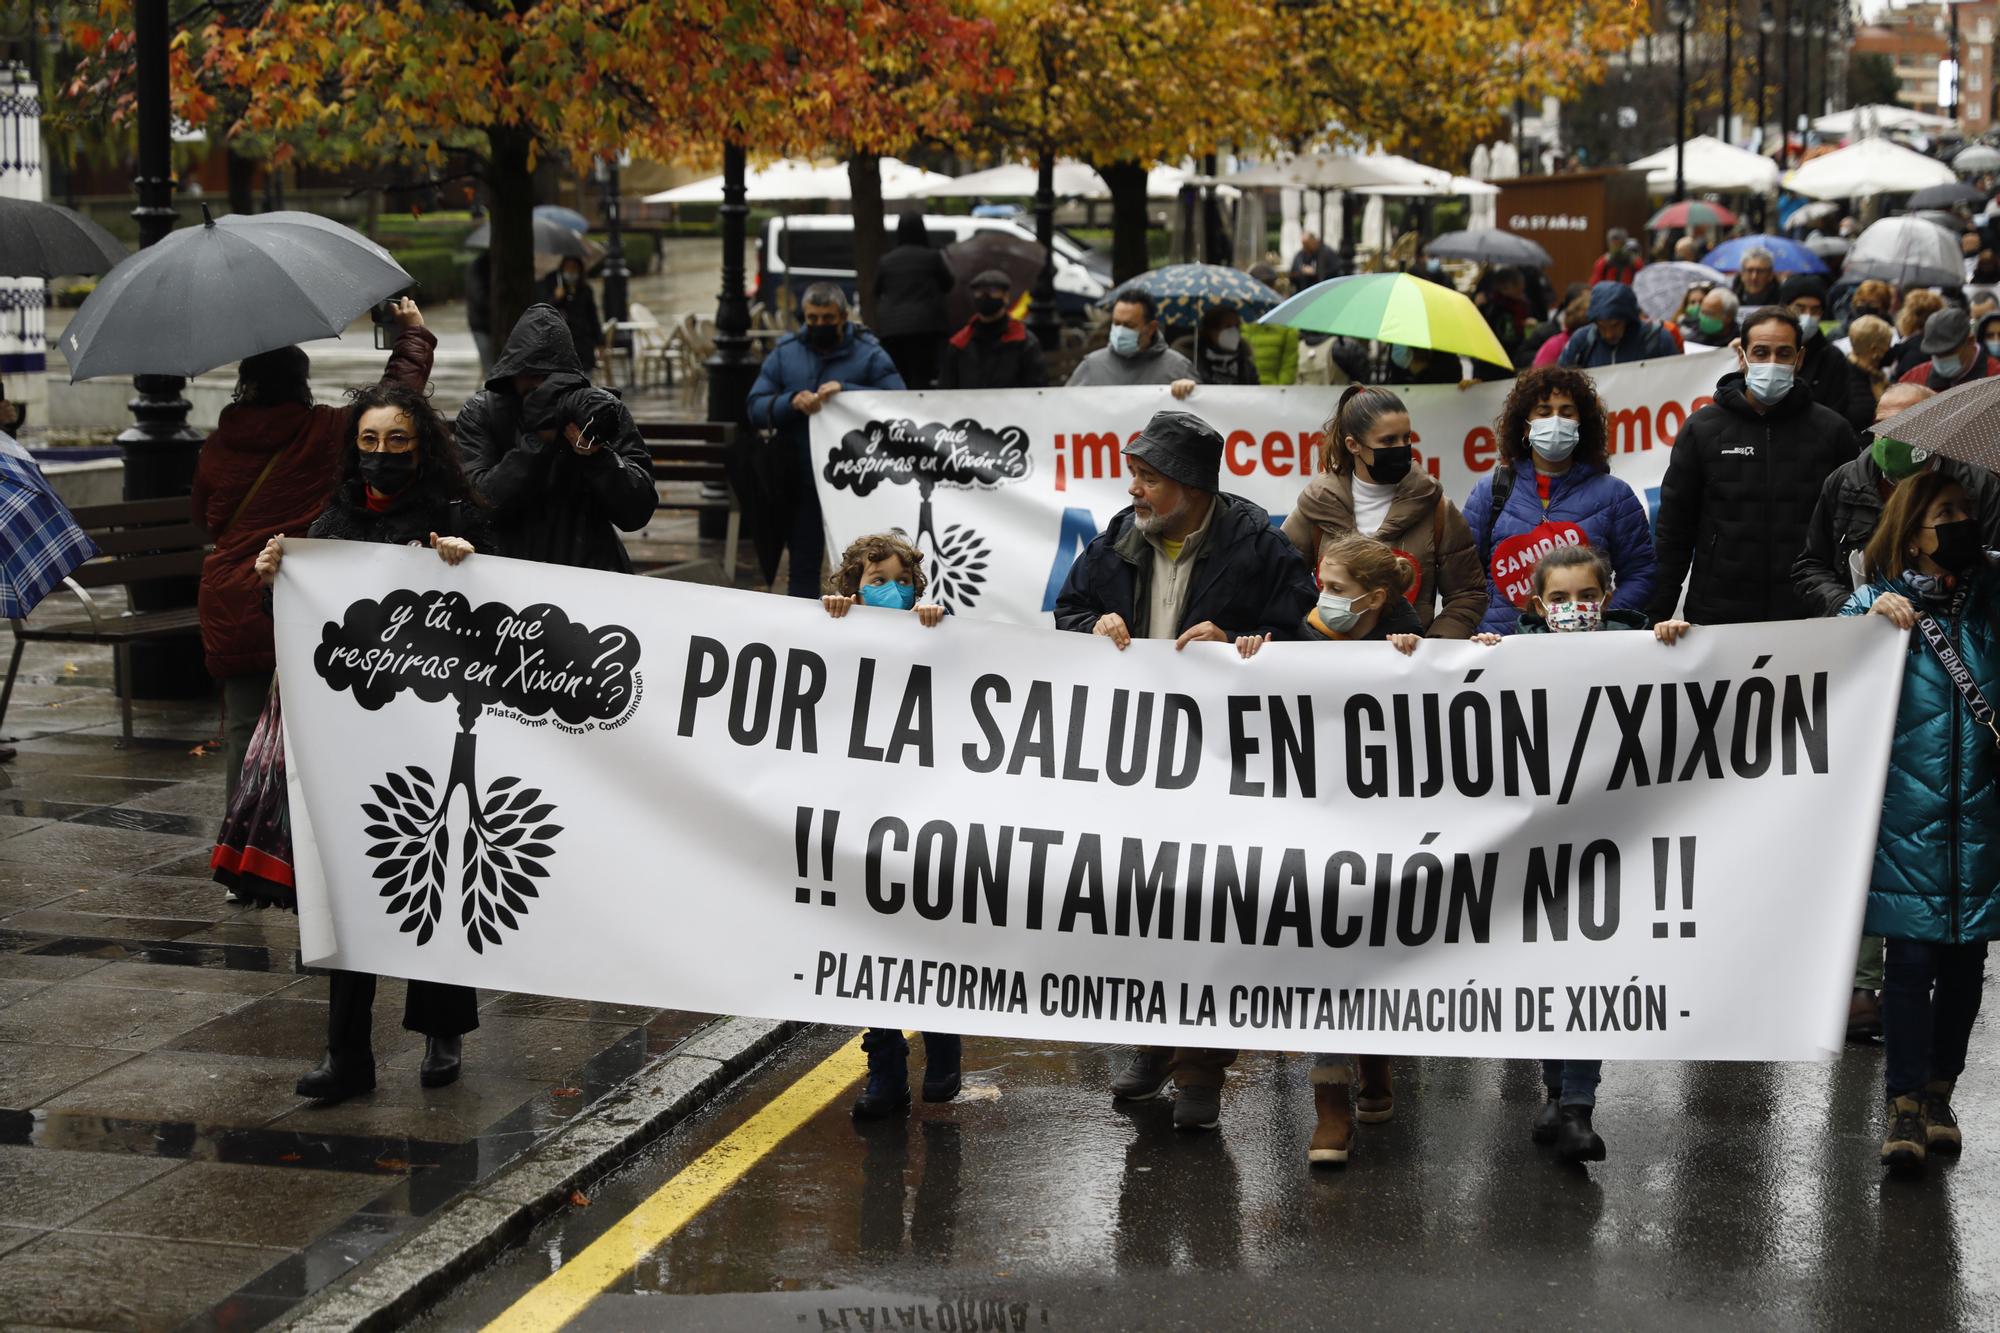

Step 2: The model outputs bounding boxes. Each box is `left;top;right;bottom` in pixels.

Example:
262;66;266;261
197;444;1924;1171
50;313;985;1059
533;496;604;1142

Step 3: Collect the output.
1310;1080;1353;1166
1846;989;1883;1042
1356;1054;1394;1123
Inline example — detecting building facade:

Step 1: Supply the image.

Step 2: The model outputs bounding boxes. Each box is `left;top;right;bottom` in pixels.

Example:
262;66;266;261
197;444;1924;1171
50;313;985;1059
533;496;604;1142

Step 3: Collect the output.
1854;0;2000;133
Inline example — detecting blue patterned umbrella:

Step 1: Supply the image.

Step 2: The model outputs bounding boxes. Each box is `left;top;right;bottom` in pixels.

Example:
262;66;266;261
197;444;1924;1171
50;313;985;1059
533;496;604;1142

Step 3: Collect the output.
1109;264;1284;334
0;439;99;620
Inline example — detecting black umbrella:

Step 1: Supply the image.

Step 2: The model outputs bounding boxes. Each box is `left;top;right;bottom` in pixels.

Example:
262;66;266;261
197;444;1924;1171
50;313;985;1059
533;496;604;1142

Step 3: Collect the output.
465;215;598;258
0;198;127;278
1424;228;1553;268
1907;181;1987;210
941;232;1045;328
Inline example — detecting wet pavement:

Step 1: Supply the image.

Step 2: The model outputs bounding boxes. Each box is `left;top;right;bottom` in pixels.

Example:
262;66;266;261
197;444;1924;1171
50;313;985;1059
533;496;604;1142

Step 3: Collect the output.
424;1019;2000;1332
0;506;758;1332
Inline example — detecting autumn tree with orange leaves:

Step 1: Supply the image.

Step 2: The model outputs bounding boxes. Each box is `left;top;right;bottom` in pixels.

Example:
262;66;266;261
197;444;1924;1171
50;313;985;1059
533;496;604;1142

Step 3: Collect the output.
62;0;1001;338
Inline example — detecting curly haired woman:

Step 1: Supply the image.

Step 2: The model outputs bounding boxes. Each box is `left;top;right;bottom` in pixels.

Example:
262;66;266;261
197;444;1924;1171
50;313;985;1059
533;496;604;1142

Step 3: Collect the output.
1459;366;1657;635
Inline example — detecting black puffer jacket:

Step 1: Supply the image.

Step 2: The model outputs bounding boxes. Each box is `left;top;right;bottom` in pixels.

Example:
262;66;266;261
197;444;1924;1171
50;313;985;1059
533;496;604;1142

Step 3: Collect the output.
307;480;498;554
453;305;658;572
1053;492;1316;641
1792;453;2000;615
1798;329;1875;431
1648;371;1859;624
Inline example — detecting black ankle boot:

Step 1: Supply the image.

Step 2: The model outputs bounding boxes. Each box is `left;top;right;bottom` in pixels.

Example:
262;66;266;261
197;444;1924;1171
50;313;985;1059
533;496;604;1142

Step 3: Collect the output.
420;1035;462;1088
852;1040;911;1120
1531;1091;1562;1145
1555;1104;1606;1163
295;1051;375;1103
921;1033;962;1103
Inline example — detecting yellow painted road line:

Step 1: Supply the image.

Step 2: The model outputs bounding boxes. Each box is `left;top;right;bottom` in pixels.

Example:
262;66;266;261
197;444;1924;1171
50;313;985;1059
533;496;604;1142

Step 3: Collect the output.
484;1031;868;1333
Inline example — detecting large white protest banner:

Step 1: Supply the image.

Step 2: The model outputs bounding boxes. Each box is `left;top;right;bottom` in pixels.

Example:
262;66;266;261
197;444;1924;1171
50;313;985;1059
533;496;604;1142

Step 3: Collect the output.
808;350;1730;625
277;541;1901;1061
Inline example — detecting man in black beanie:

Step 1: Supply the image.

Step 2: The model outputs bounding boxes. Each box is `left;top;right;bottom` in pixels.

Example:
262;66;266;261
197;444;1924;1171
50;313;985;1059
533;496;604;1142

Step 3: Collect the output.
1781;273;1874;430
936;269;1046;390
1052;408;1315;1132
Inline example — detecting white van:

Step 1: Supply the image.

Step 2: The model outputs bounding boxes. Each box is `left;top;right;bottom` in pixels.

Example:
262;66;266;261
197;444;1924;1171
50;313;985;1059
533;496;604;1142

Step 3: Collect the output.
755;213;1112;318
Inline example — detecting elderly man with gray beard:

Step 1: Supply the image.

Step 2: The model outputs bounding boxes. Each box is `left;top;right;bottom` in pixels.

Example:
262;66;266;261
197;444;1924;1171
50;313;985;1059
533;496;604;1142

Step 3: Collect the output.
1052;409;1316;1130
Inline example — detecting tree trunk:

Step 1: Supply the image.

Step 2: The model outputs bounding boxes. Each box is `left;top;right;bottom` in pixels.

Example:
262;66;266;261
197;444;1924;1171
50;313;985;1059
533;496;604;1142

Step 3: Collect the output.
225;148;256;216
486;125;539;347
848;154;885;329
1100;160;1151;285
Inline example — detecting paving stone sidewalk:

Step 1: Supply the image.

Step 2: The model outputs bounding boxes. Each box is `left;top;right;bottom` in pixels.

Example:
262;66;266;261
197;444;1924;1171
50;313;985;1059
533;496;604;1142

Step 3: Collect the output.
0;512;769;1331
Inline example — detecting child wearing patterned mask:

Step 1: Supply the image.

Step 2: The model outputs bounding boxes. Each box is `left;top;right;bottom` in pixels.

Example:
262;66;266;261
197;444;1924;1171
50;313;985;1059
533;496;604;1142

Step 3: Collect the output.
1507;542;1689;1162
821;530;956;1118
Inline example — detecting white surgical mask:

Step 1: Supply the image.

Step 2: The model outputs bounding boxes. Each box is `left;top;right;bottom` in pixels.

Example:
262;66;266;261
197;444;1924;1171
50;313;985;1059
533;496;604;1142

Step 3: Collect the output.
1316;591;1368;633
1743;361;1794;404
1933;352;1966;379
1108;325;1141;356
1213;328;1241;352
1528;415;1580;462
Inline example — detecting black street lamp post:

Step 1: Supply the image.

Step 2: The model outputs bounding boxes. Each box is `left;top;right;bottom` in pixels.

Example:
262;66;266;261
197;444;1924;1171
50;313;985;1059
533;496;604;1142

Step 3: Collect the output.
1028;149;1060;352
596;153;629;327
704;143;756;439
1758;2;1774;151
1723;1;1734;143
1670;0;1692;202
1948;1;1963;127
122;0;205;697
1788;2;1806;158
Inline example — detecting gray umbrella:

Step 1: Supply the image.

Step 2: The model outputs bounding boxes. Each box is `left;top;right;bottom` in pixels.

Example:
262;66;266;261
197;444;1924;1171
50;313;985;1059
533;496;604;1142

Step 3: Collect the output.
61;209;411;382
465;215;595;258
1424;228;1553;268
0;198;127;278
1804;235;1851;260
1871;372;2000;474
1908;181;1987;210
1842;215;1965;290
1954;144;2000;175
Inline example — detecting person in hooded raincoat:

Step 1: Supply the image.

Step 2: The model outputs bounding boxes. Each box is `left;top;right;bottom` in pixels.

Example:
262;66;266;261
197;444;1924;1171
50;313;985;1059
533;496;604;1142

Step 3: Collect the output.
453;304;659;572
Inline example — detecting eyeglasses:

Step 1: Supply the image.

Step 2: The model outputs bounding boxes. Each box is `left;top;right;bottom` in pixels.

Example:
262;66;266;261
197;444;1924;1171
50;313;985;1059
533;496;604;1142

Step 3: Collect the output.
357;432;415;452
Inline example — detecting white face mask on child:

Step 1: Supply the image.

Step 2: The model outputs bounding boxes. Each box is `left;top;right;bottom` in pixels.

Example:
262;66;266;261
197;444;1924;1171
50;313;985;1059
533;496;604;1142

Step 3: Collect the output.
1544;600;1603;633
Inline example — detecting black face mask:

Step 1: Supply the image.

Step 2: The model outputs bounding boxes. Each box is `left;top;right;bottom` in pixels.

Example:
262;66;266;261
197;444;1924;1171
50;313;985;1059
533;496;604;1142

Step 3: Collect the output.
807;323;841;350
359;450;420;494
1364;444;1413;485
1931;518;1983;573
973;294;1006;319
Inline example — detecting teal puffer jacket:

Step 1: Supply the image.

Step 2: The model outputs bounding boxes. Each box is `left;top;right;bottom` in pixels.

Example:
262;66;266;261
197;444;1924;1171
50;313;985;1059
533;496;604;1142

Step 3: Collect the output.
1842;571;2000;944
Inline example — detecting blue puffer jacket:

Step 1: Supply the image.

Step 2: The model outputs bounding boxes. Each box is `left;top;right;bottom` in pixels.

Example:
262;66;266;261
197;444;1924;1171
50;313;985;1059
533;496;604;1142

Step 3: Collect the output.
745;323;905;454
1843;571;2000;944
1460;458;1658;635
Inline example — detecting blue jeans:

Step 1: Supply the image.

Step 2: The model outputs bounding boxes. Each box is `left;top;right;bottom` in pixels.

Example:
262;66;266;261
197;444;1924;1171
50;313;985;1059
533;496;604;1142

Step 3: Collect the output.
1883;938;1989;1099
787;438;825;598
1541;1059;1602;1107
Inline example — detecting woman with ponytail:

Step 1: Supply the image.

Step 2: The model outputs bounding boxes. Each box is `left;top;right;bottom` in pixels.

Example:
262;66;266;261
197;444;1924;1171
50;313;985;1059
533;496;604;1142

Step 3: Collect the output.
1281;384;1486;639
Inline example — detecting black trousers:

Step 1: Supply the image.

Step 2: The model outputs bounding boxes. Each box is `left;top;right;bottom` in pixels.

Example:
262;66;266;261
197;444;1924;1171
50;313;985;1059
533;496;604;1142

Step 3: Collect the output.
327;969;479;1061
878;334;940;390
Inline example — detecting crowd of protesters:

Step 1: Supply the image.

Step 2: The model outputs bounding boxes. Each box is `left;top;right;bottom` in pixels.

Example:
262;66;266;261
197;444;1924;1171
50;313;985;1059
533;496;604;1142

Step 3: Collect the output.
178;193;2000;1187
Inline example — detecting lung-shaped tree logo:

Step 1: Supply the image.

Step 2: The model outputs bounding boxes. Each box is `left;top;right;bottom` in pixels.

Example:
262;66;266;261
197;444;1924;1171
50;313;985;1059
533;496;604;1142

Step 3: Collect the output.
821;416;1032;613
313;592;640;952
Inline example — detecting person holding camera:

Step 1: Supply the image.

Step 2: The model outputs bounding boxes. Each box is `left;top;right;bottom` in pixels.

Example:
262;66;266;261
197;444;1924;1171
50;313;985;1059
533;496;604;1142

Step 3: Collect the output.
192;296;434;816
455;303;657;571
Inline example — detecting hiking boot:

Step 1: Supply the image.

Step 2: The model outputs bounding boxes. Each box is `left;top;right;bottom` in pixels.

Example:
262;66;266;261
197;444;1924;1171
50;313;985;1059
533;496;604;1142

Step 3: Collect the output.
1555;1104;1606;1163
852;1044;911;1121
1882;1096;1927;1172
295;1052;375;1103
1356;1055;1394;1123
921;1033;962;1103
1846;989;1883;1043
1310;1083;1353;1165
1531;1091;1563;1145
1922;1081;1963;1156
419;1035;462;1088
1173;1083;1221;1132
1110;1047;1175;1101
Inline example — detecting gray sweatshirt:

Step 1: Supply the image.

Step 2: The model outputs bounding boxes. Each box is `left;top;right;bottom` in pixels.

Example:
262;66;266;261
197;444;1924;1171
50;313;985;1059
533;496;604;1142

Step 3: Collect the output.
1065;331;1196;387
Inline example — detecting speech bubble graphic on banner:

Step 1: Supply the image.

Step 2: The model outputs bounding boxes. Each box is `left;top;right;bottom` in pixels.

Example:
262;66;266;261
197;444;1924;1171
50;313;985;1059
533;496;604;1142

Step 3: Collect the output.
821;417;1033;612
312;591;641;952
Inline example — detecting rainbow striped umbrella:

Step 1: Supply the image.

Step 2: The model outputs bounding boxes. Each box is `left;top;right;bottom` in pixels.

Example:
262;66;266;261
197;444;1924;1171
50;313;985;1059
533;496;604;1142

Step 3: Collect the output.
1259;272;1512;368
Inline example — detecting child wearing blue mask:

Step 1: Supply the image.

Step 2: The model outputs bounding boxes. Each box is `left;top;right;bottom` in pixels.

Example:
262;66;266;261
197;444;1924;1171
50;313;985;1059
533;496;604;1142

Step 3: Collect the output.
822;531;956;1117
1237;535;1419;1167
1510;544;1689;1163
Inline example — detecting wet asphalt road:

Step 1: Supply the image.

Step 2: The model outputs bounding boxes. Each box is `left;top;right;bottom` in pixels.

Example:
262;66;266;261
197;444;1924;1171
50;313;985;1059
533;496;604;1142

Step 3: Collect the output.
426;998;2000;1332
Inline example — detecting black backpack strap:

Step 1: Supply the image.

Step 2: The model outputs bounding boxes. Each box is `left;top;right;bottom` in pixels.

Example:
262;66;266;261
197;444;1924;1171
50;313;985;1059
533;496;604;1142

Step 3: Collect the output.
1482;460;1517;557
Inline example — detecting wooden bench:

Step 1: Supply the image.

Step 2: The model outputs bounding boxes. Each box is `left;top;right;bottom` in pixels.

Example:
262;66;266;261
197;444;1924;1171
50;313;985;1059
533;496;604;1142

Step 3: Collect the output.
639;420;740;581
1;498;208;745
